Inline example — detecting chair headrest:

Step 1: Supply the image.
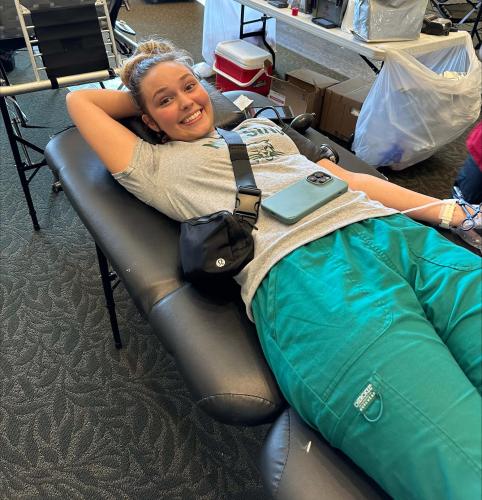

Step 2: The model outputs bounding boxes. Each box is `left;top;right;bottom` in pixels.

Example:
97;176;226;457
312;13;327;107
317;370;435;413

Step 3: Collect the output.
120;80;245;145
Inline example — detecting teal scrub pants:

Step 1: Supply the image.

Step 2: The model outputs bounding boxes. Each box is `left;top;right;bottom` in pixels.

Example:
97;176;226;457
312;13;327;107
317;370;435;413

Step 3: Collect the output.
252;214;482;500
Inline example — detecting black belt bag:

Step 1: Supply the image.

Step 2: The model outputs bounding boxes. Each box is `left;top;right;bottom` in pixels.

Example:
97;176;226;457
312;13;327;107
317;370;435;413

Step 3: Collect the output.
180;129;261;287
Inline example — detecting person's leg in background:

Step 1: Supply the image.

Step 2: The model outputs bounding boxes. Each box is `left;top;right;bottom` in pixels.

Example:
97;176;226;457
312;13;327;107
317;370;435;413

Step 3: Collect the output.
454;122;482;205
454;153;482;205
252;215;481;500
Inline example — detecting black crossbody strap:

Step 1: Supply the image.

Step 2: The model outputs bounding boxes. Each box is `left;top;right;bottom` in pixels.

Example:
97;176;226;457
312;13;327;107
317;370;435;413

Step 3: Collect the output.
217;128;261;224
217;128;256;188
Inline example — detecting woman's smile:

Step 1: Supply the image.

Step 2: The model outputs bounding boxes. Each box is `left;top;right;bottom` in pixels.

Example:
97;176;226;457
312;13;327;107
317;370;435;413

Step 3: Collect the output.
181;109;203;125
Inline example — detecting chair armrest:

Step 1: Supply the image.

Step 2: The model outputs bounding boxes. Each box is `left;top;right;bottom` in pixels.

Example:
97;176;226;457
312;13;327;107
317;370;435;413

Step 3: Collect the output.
149;284;286;425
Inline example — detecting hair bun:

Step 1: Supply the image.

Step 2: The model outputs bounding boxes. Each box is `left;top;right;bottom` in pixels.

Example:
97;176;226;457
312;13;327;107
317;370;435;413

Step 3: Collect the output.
120;38;179;85
119;37;195;107
136;38;177;57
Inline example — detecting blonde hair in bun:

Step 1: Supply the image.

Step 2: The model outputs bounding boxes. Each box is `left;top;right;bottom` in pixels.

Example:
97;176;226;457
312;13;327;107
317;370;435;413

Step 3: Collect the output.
120;37;194;110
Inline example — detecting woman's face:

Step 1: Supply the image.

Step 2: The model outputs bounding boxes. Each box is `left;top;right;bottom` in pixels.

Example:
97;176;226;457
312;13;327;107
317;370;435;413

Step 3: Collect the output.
140;61;215;142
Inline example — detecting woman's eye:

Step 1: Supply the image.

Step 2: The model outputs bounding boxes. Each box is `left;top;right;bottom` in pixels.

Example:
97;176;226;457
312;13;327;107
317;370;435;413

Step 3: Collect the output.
159;97;172;106
185;82;197;91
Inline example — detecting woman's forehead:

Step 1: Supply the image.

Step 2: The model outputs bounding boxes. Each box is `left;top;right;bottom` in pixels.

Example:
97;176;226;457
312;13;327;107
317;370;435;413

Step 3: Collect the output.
144;61;193;88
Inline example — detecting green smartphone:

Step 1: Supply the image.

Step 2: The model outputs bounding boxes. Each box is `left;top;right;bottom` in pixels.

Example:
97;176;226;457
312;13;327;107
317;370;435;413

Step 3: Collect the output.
261;171;348;225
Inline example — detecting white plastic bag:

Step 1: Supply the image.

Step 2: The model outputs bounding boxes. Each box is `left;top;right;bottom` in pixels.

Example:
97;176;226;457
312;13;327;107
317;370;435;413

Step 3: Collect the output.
353;33;481;170
202;0;276;68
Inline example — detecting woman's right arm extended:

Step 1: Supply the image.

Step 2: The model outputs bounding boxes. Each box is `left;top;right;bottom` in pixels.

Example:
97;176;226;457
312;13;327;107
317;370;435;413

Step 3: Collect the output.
66;89;140;174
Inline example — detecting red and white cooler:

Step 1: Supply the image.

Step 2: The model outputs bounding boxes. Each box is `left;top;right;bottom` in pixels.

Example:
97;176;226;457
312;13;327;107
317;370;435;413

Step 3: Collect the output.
213;39;273;95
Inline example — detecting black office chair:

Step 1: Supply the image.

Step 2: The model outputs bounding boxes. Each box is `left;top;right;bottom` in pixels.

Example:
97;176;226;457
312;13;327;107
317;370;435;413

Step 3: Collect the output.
0;0;126;230
0;0;127;72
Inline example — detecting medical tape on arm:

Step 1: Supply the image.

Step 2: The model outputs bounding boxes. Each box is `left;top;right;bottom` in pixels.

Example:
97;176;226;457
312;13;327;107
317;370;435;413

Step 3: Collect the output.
401;199;457;228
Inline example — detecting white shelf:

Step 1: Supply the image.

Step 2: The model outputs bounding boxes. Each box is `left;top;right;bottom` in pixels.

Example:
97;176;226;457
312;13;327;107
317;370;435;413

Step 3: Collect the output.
232;0;469;61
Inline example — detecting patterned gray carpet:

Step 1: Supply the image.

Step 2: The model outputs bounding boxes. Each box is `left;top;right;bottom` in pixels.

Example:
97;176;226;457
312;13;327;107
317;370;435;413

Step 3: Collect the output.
0;1;480;498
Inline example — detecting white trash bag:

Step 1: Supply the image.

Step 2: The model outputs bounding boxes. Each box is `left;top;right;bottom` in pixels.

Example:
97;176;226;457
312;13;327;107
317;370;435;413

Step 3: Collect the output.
353;33;481;170
202;0;276;68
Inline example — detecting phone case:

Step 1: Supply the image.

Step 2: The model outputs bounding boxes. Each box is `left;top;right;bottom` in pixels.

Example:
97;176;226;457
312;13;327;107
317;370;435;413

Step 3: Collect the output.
261;174;348;224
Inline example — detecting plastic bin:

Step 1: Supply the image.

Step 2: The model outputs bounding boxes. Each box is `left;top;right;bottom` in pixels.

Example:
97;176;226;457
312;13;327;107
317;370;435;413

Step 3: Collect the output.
213;39;273;95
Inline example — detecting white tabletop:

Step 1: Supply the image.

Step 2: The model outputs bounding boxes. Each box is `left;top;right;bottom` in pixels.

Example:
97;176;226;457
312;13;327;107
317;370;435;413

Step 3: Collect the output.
232;0;468;61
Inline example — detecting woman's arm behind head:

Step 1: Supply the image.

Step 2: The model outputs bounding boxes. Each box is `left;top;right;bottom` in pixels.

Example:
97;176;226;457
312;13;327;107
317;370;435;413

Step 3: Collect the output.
65;88;140;174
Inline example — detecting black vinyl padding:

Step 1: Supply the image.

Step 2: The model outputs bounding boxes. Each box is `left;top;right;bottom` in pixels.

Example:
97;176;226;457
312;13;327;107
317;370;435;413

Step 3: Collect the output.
45;81;286;425
149;285;284;424
46;126;286;424
261;408;389;499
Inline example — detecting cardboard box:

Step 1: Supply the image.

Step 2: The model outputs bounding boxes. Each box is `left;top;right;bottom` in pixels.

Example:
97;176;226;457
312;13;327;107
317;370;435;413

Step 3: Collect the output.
268;68;338;123
319;78;372;142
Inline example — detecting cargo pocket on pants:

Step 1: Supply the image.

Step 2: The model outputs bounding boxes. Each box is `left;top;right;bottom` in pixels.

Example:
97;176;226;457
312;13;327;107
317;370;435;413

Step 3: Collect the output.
330;371;481;496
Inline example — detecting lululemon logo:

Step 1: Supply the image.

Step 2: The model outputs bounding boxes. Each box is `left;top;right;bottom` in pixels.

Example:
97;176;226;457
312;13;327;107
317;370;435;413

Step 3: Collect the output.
216;258;226;268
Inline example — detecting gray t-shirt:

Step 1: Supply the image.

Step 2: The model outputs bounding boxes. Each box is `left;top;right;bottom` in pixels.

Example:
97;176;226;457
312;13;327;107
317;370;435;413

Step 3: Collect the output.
114;118;396;319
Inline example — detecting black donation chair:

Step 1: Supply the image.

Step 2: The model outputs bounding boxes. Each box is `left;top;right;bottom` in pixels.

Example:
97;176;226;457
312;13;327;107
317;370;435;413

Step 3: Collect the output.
45;81;389;499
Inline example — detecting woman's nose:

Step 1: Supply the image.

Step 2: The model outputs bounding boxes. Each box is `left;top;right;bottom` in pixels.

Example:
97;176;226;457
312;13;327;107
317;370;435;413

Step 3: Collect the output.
178;93;194;109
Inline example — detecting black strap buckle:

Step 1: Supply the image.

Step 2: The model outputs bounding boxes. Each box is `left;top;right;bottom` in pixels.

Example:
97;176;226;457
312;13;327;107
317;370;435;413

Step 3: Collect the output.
234;186;261;222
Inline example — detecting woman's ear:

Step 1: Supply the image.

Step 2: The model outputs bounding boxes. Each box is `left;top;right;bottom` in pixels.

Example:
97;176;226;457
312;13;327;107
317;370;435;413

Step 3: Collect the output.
141;113;161;133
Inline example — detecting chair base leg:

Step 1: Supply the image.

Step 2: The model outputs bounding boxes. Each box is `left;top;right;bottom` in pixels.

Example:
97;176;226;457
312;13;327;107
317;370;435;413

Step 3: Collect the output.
95;243;122;349
0;93;42;231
